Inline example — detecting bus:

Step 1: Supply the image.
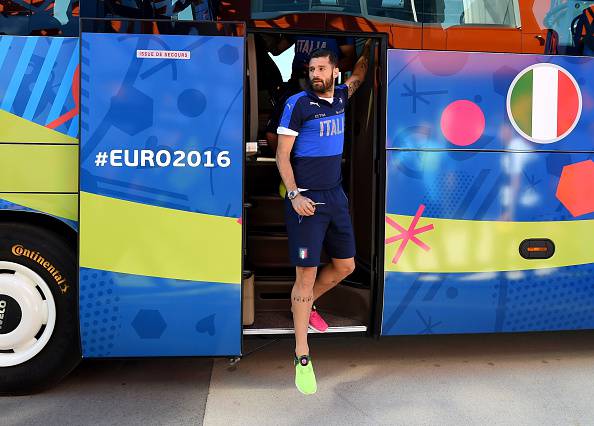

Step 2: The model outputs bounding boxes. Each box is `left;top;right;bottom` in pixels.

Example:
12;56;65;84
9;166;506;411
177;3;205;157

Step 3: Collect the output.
1;0;593;395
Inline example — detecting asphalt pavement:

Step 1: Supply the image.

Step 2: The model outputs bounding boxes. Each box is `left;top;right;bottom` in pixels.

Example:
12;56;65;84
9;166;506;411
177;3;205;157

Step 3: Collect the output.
3;332;594;425
206;332;594;426
0;358;213;426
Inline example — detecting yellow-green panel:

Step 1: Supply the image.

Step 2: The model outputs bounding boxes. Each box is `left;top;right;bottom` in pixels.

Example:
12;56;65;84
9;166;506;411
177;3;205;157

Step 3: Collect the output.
0;110;77;144
385;213;594;273
0;193;78;221
0;145;78;192
80;192;242;285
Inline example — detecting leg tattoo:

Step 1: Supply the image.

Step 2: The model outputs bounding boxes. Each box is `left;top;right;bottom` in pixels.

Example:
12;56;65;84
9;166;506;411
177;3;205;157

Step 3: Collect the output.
292;295;313;303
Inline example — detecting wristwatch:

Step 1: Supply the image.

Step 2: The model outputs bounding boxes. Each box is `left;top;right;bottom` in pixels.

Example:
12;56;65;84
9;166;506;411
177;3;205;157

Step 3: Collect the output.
287;189;300;200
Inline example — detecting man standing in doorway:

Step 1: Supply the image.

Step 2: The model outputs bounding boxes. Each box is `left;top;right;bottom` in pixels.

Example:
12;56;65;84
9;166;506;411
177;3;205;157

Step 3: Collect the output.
263;34;356;150
275;40;372;395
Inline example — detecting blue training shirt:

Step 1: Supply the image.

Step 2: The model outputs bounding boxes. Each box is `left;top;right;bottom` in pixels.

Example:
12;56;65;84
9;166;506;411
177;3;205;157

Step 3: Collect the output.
277;84;348;190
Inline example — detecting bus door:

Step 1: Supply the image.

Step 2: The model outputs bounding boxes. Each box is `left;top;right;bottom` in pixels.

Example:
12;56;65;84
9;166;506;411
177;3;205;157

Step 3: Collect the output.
78;19;245;357
381;49;594;336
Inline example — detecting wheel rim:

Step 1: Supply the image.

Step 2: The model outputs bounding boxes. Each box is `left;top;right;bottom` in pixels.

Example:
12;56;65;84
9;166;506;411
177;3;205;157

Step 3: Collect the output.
0;261;57;367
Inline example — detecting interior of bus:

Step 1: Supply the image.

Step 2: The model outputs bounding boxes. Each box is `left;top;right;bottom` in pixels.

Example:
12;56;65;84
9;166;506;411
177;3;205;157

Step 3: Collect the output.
242;31;384;335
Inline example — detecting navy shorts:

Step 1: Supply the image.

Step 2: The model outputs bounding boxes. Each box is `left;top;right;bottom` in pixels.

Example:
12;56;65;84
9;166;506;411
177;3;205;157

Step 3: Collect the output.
284;186;356;267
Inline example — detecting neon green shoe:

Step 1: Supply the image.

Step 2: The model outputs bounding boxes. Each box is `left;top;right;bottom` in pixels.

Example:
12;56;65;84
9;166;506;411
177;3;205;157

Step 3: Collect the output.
294;354;317;395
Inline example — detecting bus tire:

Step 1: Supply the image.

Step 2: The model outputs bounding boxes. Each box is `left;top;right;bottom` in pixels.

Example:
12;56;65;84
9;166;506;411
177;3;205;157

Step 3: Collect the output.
0;221;80;395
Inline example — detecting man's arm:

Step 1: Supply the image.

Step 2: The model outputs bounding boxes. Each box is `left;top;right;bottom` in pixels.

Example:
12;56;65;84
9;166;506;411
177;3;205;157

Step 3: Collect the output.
345;39;373;99
338;44;356;72
276;134;299;196
276;134;315;216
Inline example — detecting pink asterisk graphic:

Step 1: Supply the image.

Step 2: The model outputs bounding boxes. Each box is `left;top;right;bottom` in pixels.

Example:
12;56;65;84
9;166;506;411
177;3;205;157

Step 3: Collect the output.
385;204;435;265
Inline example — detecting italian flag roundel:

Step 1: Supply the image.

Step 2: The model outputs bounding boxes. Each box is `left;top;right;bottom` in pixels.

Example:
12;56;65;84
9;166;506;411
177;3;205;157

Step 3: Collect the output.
507;63;582;144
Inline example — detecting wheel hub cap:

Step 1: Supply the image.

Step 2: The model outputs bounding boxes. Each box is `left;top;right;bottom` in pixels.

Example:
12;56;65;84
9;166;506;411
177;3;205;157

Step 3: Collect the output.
0;262;57;367
0;294;22;335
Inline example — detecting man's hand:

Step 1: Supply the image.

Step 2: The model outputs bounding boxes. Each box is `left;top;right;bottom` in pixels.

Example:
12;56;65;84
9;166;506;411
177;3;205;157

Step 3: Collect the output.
291;194;316;216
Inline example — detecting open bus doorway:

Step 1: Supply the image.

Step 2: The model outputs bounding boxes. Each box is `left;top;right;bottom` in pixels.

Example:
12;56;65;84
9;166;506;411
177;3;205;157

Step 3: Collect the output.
242;31;384;335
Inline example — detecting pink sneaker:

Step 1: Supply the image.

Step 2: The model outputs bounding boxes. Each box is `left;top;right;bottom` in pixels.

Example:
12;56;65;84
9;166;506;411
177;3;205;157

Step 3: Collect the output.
309;309;329;333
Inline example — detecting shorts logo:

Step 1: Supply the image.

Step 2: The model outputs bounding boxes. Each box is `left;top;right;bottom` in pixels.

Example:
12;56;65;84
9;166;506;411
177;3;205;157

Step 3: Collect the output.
299;248;308;260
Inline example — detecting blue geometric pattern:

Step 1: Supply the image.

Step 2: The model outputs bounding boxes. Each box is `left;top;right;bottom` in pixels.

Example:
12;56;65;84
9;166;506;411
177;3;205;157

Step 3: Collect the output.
80;33;244;218
386;150;594;221
218;44;240;66
382;264;594;335
79;269;122;356
387;51;594;152
0;36;79;137
132;310;167;339
78;33;244;357
382;50;594;336
79;268;241;357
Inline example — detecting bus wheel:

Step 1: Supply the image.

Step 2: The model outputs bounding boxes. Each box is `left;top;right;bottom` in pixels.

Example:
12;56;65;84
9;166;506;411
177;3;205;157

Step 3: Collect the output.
0;222;80;395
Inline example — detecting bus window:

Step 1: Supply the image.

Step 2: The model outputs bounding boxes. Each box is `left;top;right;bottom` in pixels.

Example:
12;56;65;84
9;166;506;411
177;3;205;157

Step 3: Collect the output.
251;0;362;17
0;0;80;36
251;0;309;13
0;1;29;36
540;0;594;55
365;0;423;22
0;0;29;16
31;0;80;36
85;0;215;21
423;0;520;27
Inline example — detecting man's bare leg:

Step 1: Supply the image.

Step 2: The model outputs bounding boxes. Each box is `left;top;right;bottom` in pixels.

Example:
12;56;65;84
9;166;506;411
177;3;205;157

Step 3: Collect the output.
292;266;317;356
312;257;355;302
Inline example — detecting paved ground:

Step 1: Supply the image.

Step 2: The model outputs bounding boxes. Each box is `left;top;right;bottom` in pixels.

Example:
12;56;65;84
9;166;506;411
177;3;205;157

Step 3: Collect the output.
0;358;213;426
206;332;594;426
3;332;594;425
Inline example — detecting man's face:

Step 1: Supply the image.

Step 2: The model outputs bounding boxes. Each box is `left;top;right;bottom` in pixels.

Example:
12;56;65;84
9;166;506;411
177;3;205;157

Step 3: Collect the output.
308;56;339;94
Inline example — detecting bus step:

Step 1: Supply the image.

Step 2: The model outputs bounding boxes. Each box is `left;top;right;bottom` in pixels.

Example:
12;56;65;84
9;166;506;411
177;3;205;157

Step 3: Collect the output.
243;310;367;335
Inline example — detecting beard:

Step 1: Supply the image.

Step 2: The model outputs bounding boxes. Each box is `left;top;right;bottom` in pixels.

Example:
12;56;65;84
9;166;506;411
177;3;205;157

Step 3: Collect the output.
310;76;334;94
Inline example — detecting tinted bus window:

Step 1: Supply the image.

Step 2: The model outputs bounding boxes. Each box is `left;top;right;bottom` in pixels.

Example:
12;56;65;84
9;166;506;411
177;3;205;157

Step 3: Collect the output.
540;0;594;54
81;18;242;37
82;0;214;21
366;0;423;22
422;0;519;27
0;1;30;36
251;0;362;16
0;0;80;36
0;0;28;16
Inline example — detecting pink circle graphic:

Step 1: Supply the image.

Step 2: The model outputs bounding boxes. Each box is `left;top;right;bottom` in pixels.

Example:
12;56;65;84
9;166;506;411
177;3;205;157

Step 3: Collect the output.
440;100;485;146
419;52;469;77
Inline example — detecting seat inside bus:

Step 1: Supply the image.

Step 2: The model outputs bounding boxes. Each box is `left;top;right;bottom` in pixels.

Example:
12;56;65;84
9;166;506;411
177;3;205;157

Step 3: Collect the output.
242;32;380;333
